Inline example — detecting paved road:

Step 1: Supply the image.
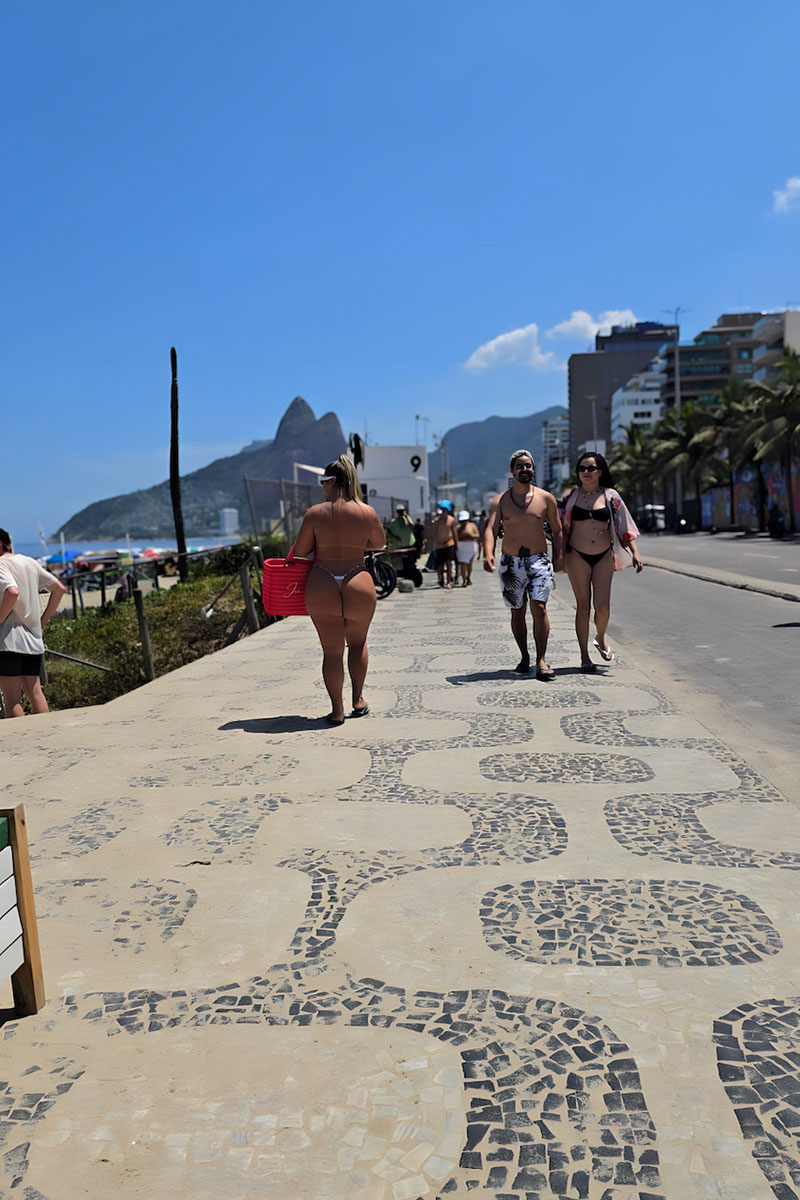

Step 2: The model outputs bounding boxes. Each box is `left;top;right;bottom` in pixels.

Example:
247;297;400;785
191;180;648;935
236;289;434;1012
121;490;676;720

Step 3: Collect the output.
581;565;800;798
639;530;800;587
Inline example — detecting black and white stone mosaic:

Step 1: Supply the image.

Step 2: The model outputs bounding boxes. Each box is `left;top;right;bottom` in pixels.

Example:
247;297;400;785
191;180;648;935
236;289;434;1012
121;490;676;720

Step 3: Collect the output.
481;879;782;967
164;794;291;862
478;688;601;709
64;973;665;1199
480;752;655;785
31;799;144;862
128;752;296;789
715;997;800;1200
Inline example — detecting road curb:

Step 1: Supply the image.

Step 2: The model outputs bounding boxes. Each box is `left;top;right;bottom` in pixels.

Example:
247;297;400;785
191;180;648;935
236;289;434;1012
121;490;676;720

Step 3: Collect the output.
645;559;800;603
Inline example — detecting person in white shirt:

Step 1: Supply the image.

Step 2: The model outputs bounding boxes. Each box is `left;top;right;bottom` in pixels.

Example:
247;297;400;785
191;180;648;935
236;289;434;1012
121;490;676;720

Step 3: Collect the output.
0;528;66;717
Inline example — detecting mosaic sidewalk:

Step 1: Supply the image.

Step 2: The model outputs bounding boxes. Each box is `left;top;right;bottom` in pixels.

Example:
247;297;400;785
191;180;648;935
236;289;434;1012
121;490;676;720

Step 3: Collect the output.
1;572;799;1200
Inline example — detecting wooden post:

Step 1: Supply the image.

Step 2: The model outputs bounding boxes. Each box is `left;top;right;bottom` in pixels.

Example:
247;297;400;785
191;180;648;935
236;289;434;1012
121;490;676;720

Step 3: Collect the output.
133;588;156;681
70;578;78;619
6;805;45;1015
239;564;259;634
100;570;107;606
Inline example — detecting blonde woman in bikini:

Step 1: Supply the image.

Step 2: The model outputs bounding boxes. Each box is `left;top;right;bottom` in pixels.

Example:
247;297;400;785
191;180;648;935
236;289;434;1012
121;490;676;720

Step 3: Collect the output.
293;456;386;725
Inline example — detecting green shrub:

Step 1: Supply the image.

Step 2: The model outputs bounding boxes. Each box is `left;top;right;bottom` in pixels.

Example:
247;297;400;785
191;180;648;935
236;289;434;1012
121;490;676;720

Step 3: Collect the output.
41;570;280;711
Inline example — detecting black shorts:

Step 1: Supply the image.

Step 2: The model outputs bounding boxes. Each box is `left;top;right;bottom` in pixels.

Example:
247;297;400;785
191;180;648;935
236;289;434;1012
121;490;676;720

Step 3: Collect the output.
0;651;43;677
435;545;456;565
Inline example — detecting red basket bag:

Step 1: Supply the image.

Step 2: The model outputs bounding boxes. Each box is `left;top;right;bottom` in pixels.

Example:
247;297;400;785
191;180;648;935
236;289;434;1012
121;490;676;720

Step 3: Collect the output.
262;545;312;616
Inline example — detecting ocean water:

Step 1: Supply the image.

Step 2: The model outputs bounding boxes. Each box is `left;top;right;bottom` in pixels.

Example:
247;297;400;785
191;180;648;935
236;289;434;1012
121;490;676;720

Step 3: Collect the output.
14;537;242;560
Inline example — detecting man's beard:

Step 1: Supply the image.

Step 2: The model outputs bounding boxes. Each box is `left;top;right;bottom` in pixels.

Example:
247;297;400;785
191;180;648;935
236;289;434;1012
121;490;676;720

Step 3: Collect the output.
517;471;532;482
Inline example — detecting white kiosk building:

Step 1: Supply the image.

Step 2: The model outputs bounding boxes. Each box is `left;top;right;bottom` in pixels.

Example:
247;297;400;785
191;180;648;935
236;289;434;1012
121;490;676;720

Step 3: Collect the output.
355;445;430;519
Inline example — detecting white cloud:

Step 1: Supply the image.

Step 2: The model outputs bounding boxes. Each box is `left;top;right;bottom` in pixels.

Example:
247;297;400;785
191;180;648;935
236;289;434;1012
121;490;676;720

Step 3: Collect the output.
546;309;639;341
464;322;562;372
773;176;800;214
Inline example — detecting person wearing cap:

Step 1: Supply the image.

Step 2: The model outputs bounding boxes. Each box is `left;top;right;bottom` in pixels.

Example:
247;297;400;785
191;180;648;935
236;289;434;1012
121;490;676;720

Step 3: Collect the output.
483;449;564;680
386;505;421;587
0;527;66;717
455;510;480;586
431;503;458;588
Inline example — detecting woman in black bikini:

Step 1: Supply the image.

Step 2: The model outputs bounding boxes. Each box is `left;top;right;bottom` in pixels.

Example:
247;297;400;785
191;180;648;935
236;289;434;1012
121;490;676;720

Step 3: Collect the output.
562;452;643;673
293;456;386;724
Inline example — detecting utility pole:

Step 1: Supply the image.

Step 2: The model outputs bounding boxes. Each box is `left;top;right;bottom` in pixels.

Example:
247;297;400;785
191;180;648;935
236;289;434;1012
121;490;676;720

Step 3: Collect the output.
169;347;189;583
663;308;688;519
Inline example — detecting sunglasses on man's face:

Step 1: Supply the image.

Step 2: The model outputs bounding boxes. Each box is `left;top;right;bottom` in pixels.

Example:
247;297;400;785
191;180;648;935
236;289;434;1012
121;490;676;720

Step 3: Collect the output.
579;465;598;473
514;463;533;471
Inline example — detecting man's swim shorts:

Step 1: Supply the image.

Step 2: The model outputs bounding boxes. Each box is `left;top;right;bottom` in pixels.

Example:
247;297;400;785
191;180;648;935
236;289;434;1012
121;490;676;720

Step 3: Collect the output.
499;552;554;608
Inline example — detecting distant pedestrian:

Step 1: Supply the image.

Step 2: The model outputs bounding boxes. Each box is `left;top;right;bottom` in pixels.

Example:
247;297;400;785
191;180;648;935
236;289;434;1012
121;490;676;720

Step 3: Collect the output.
292;457;386;725
483;451;564;680
412;518;425;557
386;505;421;587
475;509;488;560
455;511;480;586
562;452;642;672
0;528;66;717
432;503;458;588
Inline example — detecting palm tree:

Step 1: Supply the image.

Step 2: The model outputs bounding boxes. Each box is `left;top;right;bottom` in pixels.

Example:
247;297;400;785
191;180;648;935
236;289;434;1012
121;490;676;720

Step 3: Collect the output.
748;348;800;534
651;401;716;528
689;379;750;525
610;422;661;509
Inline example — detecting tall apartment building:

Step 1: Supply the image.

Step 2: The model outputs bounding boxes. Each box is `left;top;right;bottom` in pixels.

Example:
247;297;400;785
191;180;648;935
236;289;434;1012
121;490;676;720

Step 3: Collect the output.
610;359;665;444
541;413;570;492
660;312;762;408
568;322;675;457
751;310;800;385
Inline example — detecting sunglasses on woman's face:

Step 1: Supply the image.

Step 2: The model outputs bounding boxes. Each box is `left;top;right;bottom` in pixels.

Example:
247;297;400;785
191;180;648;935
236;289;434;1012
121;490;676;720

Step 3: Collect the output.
319;475;336;484
579;466;598;473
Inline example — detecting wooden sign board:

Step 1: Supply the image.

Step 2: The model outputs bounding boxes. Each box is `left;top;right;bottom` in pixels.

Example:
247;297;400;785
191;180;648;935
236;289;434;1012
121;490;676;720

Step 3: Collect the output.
0;805;44;1016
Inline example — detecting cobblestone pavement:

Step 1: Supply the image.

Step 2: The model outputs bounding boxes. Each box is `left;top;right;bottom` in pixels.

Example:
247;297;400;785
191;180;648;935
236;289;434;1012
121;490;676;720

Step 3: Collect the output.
1;571;799;1199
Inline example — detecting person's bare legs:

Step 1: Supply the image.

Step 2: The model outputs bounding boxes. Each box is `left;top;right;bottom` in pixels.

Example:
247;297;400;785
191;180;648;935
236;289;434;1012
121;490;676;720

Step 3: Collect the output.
565;551;594;666
21;674;49;714
529;600;551;673
341;572;377;712
306;570;347;721
0;677;25;718
590;552;615;654
510;602;530;672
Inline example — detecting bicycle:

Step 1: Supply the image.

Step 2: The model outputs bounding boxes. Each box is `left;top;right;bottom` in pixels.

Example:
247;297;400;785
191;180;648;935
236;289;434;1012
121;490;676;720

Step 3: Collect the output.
364;552;397;599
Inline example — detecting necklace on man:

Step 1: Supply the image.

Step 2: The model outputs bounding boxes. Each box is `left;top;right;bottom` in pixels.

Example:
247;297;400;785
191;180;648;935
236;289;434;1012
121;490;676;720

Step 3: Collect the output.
509;488;534;509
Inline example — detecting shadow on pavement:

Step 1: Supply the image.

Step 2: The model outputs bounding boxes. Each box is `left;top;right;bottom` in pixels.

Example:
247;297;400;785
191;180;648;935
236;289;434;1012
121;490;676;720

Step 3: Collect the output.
220;715;332;734
773;622;800;628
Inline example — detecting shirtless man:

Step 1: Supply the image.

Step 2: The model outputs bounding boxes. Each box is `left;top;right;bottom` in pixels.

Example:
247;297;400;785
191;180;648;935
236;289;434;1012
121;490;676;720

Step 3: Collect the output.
483;449;564;680
432;502;458;588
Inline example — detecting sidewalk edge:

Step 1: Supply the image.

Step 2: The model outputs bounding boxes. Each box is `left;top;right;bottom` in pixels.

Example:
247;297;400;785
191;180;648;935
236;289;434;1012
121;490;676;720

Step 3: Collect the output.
645;559;800;603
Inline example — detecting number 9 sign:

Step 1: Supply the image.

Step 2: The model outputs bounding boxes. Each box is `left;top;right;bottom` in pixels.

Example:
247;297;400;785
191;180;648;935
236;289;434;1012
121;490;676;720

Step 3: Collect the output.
410;455;421;473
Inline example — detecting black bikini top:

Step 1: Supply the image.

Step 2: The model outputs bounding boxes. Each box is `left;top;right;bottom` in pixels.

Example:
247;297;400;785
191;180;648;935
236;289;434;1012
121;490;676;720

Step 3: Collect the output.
572;504;610;524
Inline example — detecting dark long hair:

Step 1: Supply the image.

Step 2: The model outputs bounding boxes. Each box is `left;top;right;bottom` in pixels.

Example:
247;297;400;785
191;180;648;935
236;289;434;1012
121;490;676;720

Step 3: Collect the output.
575;451;614;489
0;528;12;553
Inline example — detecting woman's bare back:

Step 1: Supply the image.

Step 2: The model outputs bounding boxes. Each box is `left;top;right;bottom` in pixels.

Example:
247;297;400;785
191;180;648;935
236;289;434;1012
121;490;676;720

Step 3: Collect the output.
295;499;385;570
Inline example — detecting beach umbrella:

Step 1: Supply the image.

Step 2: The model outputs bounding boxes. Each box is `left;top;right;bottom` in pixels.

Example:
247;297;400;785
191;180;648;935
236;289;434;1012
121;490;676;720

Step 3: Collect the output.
46;550;80;564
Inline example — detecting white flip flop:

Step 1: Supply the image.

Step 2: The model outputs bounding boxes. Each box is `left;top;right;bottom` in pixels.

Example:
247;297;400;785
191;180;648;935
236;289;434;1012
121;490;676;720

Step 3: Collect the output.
593;638;613;662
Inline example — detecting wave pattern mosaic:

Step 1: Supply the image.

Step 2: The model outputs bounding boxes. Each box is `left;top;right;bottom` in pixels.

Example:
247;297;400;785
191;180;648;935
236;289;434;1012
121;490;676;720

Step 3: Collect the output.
0;584;796;1198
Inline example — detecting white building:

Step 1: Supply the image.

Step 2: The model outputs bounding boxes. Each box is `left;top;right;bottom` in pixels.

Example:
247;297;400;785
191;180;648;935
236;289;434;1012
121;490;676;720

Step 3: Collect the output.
541;414;570;492
610;361;665;445
355;445;430;519
218;507;239;536
752;310;800;384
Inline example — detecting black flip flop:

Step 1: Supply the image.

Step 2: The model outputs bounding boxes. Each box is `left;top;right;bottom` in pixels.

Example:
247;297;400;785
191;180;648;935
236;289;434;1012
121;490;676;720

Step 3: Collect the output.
350;704;370;718
536;668;556;682
326;713;345;726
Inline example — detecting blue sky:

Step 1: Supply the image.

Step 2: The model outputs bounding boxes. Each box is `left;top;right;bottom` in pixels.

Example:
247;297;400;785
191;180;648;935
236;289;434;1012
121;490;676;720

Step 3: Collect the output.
3;0;799;541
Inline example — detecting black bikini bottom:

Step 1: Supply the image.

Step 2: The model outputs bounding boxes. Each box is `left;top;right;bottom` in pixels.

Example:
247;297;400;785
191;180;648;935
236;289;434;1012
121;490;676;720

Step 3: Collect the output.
571;547;611;568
